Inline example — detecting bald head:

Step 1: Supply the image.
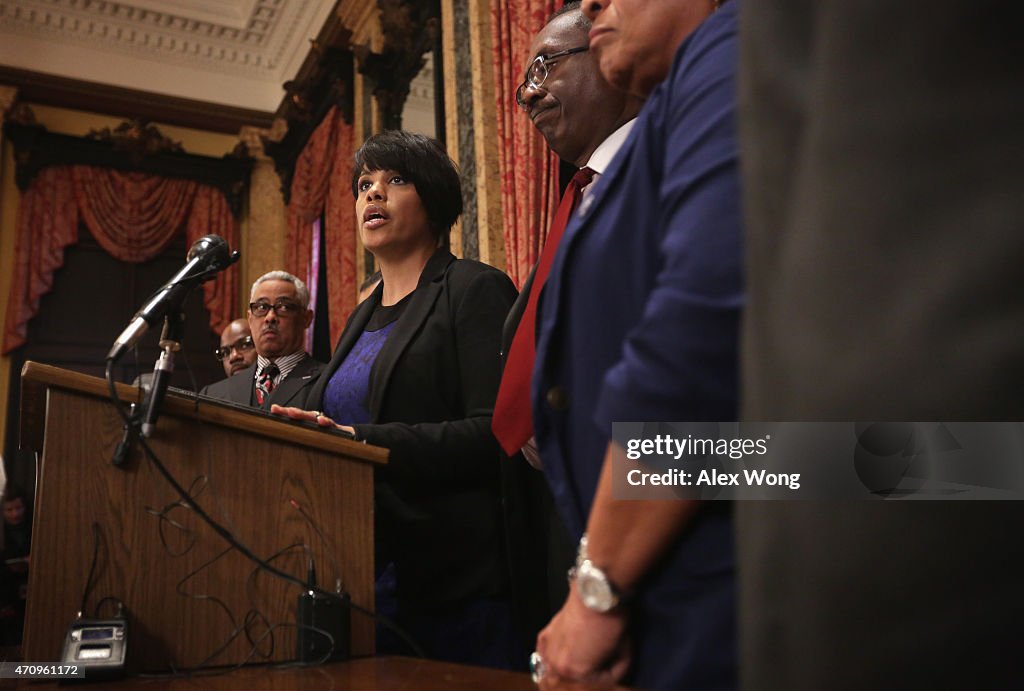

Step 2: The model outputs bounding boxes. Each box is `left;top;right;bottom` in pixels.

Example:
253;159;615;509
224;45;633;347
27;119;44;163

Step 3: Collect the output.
218;318;255;377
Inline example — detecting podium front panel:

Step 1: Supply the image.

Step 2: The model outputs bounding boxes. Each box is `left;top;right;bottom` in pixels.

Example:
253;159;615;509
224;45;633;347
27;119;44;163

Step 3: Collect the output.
22;372;378;672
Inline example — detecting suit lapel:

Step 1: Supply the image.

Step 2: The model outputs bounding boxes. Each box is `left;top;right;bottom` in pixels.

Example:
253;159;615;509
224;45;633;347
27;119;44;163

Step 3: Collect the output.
535;127;641;533
540;125;640;334
265;355;319;409
229;363;257;406
366;249;453;420
561;129;636;255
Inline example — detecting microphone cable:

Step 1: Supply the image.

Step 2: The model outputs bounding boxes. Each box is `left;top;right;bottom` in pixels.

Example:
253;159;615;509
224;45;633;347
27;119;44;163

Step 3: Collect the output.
104;359;425;660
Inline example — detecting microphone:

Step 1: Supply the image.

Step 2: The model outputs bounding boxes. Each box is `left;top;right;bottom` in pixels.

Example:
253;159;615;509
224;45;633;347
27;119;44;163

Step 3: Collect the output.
140;319;179;438
107;235;239;361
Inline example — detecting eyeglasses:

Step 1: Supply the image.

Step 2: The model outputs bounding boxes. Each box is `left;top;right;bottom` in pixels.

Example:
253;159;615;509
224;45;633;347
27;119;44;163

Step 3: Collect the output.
214;336;254;361
515;46;589;110
248;300;303;318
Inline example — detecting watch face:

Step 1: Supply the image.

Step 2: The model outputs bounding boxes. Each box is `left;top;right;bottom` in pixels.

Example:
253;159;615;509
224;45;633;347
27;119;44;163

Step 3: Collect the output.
578;561;616;612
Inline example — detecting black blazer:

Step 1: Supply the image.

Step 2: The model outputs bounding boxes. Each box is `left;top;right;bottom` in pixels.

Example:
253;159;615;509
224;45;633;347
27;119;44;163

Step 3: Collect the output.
500;263;536;359
200;354;325;410
305;249;517;605
496;262;576;642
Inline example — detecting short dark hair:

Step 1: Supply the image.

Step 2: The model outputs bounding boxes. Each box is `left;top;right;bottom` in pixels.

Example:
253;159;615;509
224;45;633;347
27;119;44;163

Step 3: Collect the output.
352;131;463;239
2;486;26;504
2;485;29;519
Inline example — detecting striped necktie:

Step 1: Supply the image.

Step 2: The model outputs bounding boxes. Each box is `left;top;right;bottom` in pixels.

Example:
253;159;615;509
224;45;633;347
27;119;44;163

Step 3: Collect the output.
255;363;279;405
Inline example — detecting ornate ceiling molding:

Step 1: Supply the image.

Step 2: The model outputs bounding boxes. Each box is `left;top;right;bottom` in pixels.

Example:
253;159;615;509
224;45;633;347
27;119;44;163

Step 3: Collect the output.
0;1;336;112
0;0;293;75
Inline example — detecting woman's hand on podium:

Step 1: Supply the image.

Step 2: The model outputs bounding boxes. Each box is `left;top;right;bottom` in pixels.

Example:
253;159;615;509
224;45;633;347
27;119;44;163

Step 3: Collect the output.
270;404;356;436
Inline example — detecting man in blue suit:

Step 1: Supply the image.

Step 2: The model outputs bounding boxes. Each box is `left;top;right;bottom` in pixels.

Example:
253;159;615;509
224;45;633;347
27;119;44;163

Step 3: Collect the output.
531;1;741;689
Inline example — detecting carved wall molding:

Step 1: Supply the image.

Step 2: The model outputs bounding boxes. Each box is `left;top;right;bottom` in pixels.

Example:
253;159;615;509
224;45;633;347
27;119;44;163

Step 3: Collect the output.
0;0;303;78
262;0;441;197
87;119;184;164
336;1;383;51
238;118;287;160
4;120;253;216
0;84;17;121
265;45;355;201
3;100;37;127
354;0;441;131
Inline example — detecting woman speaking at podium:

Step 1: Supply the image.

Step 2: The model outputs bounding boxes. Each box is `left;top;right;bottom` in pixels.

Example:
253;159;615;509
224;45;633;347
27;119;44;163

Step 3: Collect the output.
274;131;519;669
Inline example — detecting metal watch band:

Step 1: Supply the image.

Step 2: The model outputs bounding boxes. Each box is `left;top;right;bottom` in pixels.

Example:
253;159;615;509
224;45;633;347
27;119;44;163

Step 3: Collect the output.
570;533;622;613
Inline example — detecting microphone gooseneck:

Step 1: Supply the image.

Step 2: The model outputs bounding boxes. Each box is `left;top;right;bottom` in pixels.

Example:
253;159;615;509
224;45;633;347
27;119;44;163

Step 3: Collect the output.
106;235;238;362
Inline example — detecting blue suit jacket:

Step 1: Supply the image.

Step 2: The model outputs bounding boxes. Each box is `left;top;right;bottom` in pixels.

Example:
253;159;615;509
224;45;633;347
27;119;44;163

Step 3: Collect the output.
532;4;741;688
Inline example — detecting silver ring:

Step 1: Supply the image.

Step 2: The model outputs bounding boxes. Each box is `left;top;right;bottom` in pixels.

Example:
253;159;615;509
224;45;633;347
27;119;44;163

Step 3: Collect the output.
311;411;322;418
529;651;545;683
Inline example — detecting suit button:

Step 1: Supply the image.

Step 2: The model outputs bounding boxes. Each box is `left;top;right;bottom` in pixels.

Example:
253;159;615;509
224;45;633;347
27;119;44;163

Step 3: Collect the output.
545;386;569;411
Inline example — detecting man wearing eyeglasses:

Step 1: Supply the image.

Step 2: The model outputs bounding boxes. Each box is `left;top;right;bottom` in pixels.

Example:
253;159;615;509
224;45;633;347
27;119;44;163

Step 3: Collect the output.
524;0;741;688
200;271;323;409
512;3;643;192
497;2;643;463
491;0;645;661
213;319;257;378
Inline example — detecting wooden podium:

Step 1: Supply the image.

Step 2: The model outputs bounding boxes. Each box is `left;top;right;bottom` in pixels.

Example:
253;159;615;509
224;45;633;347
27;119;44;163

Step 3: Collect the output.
17;362;386;672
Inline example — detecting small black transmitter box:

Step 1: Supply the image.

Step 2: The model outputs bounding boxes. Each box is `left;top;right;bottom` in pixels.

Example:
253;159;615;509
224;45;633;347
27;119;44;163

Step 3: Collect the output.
60;616;128;677
296;589;351;663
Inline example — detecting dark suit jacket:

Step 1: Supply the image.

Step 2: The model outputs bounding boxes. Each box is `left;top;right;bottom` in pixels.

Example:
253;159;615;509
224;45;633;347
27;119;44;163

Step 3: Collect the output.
532;6;740;688
199;354;324;410
305;249;517;606
499;264;535;359
498;263;575;643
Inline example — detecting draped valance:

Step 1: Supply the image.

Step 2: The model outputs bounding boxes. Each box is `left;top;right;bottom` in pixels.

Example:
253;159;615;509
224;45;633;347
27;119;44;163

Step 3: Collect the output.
1;122;249;354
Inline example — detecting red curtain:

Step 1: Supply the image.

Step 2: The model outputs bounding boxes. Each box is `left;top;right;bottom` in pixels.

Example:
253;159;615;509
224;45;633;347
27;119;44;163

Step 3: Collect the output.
73;167;195;261
286;106;357;347
491;0;561;288
187;184;239;340
2;165;239;354
2;167;79;354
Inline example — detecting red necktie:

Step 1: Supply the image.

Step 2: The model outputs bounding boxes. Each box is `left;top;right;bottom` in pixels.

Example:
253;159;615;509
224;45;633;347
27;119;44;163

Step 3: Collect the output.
255;363;278;405
492;167;596;455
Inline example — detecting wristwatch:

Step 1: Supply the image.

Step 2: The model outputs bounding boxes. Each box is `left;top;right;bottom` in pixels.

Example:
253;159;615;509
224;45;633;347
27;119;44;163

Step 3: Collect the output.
571;534;622;613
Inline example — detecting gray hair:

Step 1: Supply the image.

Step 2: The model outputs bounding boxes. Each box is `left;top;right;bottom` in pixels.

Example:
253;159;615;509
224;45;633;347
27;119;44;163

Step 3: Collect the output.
250;270;310;309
